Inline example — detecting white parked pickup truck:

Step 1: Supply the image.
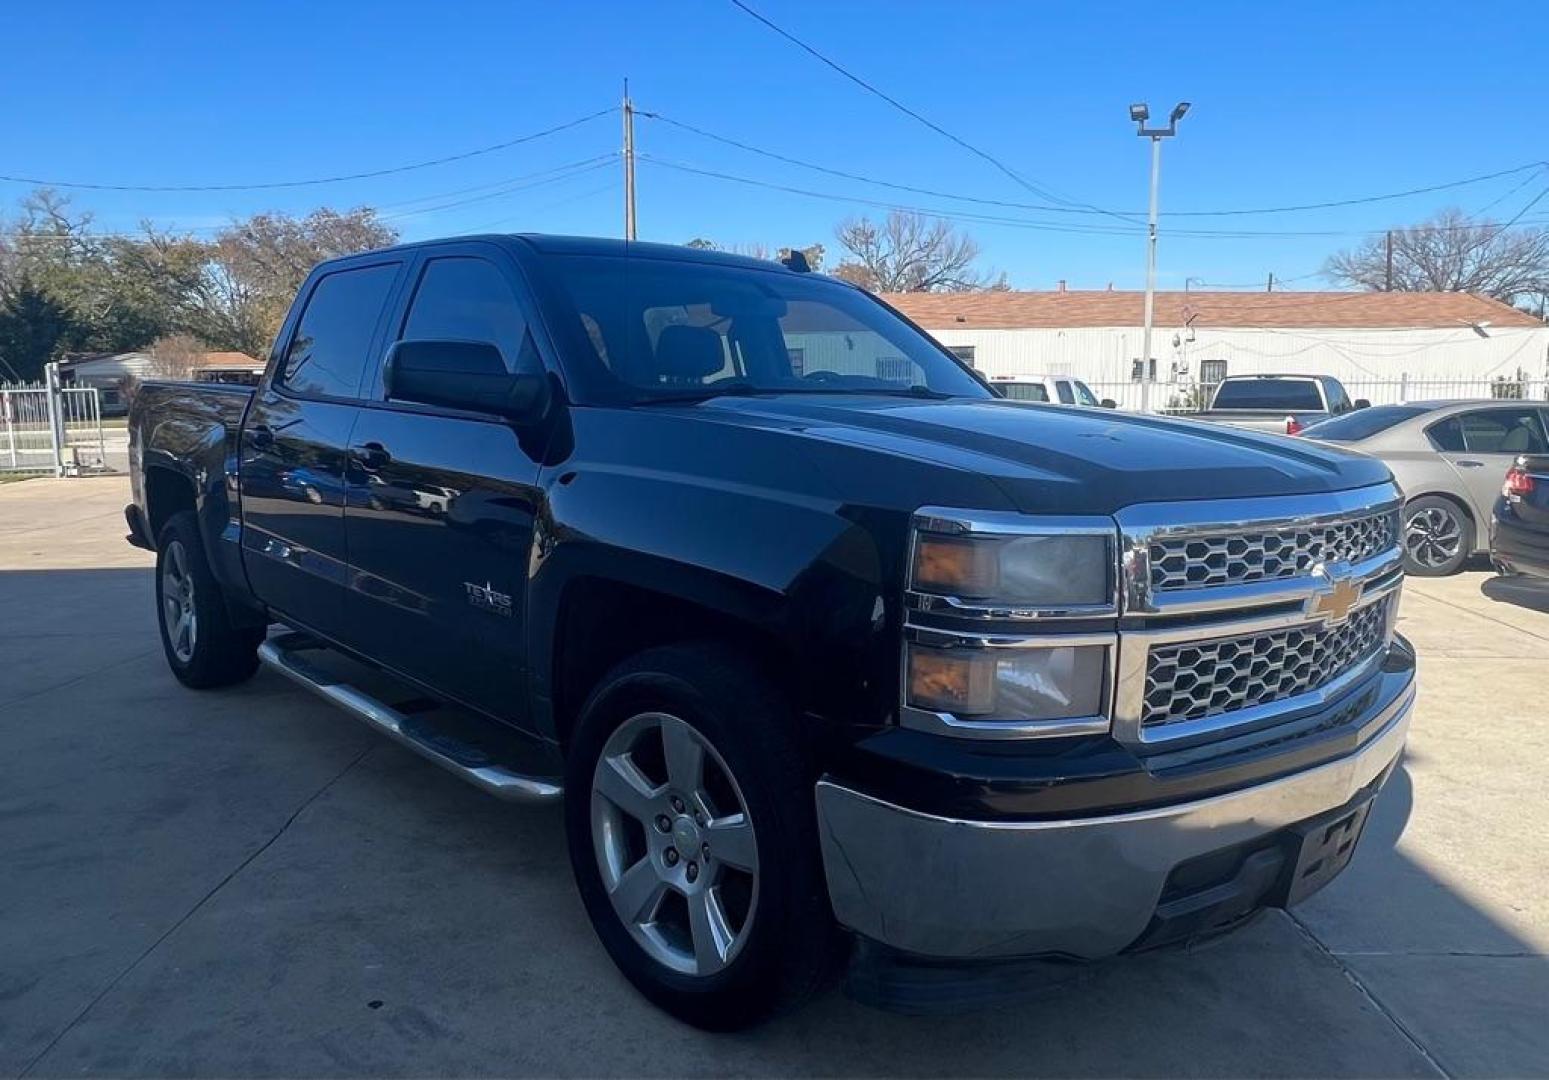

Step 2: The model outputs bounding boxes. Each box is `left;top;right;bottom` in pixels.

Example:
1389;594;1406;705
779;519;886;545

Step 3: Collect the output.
990;373;1117;408
1191;373;1370;435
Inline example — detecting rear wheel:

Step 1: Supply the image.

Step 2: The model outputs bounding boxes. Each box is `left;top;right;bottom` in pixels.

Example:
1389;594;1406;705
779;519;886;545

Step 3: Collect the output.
1402;496;1472;576
564;643;840;1029
155;511;265;688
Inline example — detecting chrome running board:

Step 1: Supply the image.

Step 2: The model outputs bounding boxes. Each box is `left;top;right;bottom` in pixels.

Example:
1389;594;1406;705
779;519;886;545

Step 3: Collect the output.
258;632;562;804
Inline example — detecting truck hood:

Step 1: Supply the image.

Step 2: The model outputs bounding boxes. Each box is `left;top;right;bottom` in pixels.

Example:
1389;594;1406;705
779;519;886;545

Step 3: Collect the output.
687;395;1392;514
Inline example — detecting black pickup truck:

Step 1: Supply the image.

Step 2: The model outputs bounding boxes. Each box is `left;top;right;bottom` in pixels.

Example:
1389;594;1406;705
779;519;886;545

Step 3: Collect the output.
128;235;1416;1028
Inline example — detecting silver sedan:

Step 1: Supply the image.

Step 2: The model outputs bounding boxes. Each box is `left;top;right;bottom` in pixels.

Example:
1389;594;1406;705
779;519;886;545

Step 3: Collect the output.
1302;399;1549;575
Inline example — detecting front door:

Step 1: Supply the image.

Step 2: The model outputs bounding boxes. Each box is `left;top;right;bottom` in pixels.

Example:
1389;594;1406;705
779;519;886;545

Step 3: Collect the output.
342;248;547;722
239;259;403;639
1427;406;1549;522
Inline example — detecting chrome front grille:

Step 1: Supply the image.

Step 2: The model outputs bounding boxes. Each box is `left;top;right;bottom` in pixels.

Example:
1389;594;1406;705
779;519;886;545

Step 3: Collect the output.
1148;507;1400;591
1142;595;1392;729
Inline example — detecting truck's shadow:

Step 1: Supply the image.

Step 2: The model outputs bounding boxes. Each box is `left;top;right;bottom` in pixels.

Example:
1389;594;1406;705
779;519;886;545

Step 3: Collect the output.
3;566;1545;1078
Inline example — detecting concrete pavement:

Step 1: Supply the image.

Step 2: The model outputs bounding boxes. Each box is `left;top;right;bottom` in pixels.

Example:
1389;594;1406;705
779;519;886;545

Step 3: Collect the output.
1;476;1544;1077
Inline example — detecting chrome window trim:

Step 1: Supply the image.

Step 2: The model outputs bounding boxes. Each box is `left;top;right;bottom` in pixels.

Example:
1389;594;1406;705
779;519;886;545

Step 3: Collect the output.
1111;572;1403;746
1116;482;1402;615
900;624;1116;741
909;507;1120;621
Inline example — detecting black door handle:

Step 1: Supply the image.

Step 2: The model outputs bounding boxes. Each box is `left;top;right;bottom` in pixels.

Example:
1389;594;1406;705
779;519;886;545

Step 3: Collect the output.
247;424;274;450
354;442;391;472
1456;459;1485;468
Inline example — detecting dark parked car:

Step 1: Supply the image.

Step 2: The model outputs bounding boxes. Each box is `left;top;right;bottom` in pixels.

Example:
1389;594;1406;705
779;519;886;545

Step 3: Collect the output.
1493;454;1549;579
125;236;1416;1028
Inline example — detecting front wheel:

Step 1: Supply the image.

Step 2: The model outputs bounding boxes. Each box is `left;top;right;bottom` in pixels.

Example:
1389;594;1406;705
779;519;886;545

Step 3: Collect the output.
1402;496;1473;576
155;511;265;688
564;644;840;1029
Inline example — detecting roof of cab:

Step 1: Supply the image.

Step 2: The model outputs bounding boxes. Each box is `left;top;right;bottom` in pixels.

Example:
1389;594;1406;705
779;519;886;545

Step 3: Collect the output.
318;233;813;276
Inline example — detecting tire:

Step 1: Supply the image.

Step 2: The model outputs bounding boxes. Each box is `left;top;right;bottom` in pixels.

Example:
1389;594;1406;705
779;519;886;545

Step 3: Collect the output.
564;643;841;1030
1401;496;1474;577
155;511;265;688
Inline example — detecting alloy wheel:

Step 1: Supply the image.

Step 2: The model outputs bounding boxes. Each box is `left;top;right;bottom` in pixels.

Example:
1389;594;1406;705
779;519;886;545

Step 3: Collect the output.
160;539;198;662
590;711;759;977
1405;505;1462;569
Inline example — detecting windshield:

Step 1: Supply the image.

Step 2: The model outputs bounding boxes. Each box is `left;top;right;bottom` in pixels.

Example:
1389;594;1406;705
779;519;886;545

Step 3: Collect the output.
546;254;990;403
1302;404;1428;441
1211;378;1323;411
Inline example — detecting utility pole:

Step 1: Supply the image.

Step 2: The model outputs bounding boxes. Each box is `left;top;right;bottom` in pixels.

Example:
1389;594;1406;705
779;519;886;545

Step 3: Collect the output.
1384;230;1394;291
1267;272;1275;292
1130;101;1190;413
622;82;637;241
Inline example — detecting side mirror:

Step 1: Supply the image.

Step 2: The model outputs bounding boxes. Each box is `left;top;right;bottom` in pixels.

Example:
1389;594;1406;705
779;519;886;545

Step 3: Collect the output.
1353;398;1371;410
1100;398;1118;409
384;340;549;422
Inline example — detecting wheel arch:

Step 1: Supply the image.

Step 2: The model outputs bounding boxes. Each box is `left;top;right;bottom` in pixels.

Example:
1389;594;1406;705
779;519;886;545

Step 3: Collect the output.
545;574;796;753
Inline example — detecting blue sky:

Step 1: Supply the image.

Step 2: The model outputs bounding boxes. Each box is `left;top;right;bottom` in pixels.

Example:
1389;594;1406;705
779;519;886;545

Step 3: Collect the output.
2;0;1543;291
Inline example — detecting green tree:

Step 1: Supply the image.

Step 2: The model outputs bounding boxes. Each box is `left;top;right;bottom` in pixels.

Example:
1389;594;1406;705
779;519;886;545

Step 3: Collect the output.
0;275;78;382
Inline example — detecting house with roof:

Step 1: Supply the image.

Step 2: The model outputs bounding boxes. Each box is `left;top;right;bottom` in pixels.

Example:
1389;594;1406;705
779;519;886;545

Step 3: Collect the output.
882;289;1549;407
191;351;265;384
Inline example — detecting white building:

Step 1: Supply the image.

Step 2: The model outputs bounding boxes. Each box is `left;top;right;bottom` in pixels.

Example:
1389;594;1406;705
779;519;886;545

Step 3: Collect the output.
884;290;1549;408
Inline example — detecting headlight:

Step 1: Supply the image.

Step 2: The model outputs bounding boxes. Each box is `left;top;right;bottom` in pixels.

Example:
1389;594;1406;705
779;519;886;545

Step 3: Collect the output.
906;642;1109;721
903;508;1118;739
911;512;1115;611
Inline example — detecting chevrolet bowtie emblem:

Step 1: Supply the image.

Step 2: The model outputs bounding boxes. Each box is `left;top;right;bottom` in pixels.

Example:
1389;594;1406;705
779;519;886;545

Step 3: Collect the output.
1306;569;1363;624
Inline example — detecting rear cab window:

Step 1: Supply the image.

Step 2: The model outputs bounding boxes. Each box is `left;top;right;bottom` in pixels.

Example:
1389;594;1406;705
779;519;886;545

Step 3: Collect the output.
279;263;400;399
1211;379;1323;411
998;382;1050;402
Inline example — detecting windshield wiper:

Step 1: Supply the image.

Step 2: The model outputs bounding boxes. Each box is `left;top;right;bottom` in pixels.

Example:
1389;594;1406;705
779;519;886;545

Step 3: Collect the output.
632;381;762;406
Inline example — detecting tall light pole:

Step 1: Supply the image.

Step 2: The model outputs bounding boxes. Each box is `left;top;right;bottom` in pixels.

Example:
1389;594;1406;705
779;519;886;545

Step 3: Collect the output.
1130;101;1189;413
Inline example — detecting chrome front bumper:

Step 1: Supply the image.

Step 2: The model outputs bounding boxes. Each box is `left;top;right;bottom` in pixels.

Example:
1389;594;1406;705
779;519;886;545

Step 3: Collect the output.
816;673;1414;961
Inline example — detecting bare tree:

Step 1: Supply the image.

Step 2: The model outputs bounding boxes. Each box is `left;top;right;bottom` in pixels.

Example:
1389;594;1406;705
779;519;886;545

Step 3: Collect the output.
146;332;209;379
211;207;397;354
1325;207;1549;302
833;212;1006;292
681;238;825;270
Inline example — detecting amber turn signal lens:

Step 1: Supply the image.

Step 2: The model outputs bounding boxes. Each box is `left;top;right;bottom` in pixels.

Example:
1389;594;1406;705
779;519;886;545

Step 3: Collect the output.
906;647;996;715
913;536;999;596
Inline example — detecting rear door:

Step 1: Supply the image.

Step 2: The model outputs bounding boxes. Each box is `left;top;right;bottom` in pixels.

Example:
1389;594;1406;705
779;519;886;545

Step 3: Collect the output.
343;243;549;723
1426;406;1549;522
240;259;403;639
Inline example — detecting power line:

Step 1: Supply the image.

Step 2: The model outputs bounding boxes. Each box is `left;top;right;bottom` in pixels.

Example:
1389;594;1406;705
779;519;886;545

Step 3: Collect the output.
637;154;1549;241
724;0;1135;222
644;109;1549;222
0;107;617;193
1168;162;1549;217
379;157;617;221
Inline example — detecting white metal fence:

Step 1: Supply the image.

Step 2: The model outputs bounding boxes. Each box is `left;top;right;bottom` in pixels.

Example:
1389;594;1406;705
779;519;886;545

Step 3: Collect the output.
1;369;108;475
1086;377;1549;414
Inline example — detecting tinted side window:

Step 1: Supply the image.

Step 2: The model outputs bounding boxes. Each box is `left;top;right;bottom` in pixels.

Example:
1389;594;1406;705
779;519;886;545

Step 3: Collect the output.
1055;380;1076;404
1450;408;1549;454
1324;381;1351;413
401;257;533;373
281;264;398;399
1427;417;1465;452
